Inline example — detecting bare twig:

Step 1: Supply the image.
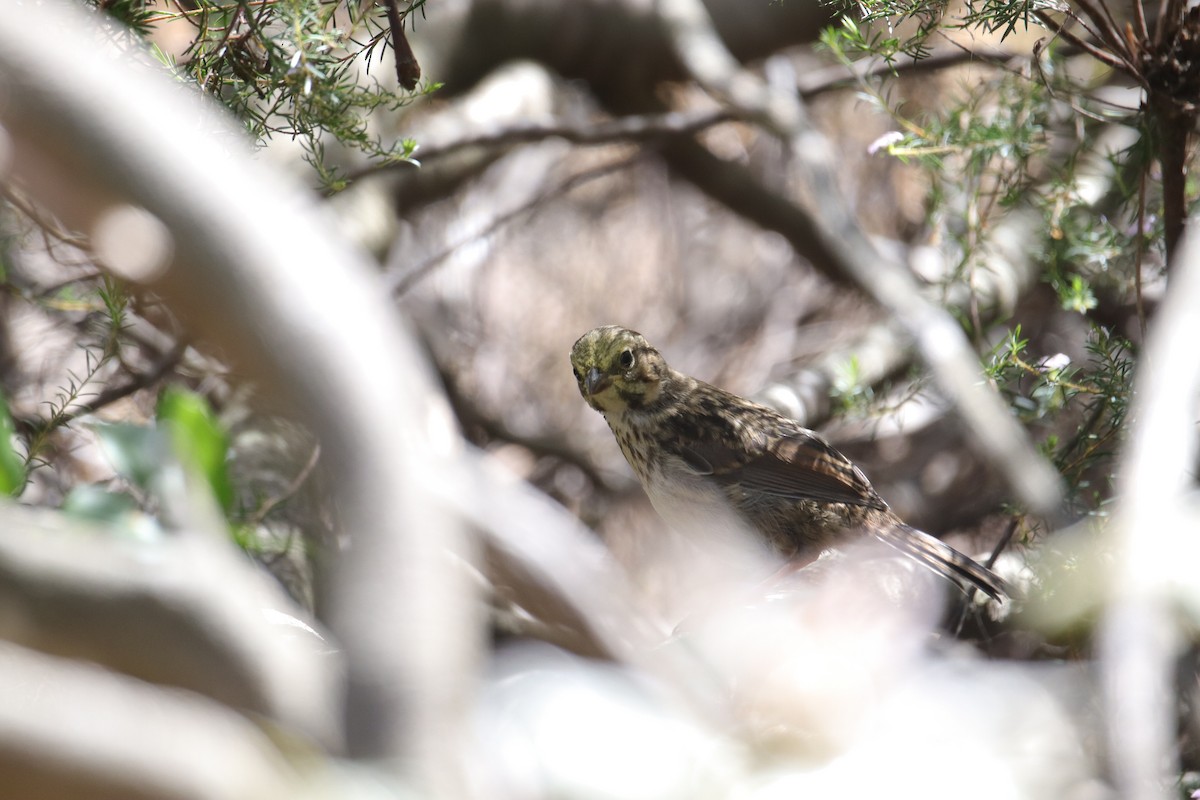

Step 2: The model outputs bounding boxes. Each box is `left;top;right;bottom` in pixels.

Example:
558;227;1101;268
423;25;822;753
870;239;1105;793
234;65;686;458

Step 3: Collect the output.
344;108;733;184
798;42;1022;97
1034;10;1135;72
984;516;1020;571
1;184;90;251
352;45;1016;187
389;154;642;295
436;361;619;493
1073;0;1137;64
1133;0;1150;42
246;441;321;527
359;48;1017;186
32;269;108;300
417;109;732;161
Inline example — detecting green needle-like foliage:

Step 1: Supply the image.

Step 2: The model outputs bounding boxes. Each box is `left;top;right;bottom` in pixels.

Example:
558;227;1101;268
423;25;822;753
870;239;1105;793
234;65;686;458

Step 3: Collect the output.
93;0;434;190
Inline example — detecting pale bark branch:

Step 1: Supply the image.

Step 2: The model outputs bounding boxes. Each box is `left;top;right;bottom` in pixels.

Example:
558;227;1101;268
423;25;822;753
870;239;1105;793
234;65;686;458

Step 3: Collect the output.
0;504;342;746
0;1;479;791
0;641;299;800
1100;211;1200;799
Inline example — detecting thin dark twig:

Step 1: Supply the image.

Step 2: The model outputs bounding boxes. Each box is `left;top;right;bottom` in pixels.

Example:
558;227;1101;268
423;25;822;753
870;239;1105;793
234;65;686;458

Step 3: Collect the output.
248;0;273;35
797;43;1022;97
258;524;300;569
1045;2;1114;52
389;155;643;296
354;47;1016;184
984;516;1021;571
434;362;618;493
422;110;733;162
15;337;188;447
1133;0;1150;43
1054;395;1117;479
211;0;247;56
1035;10;1134;72
349;47;1016;186
2;186;132;296
947;512;1020;635
1075;0;1136;63
342;109;733;184
952;514;1021;636
247;442;322;526
2;185;90;250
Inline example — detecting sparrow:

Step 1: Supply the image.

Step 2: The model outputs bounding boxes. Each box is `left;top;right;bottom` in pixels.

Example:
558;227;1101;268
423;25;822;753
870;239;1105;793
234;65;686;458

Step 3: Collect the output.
569;325;1010;601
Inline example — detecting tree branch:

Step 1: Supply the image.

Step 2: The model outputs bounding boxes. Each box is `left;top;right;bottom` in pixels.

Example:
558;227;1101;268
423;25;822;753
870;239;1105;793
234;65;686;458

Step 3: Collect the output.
0;503;341;745
348;108;734;182
1100;203;1200;799
389;154;644;295
1034;9;1134;72
0;3;480;790
0;641;299;800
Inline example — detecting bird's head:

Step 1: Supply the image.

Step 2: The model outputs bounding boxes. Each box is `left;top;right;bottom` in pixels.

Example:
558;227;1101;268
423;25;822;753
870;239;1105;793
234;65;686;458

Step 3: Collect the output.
570;325;670;415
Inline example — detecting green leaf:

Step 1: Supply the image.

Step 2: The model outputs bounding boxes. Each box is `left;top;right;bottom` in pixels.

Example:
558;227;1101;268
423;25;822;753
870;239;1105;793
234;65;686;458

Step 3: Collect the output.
0;391;26;496
94;422;169;492
62;485;164;541
62;485;139;523
156;387;234;513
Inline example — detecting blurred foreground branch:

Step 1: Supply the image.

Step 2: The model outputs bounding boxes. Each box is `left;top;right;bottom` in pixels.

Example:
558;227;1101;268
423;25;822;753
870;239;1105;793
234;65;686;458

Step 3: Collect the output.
0;641;299;800
1101;211;1200;799
0;0;478;792
0;504;340;745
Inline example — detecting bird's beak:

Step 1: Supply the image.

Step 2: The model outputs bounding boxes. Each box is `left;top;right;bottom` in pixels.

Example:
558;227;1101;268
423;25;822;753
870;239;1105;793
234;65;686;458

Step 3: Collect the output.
584;367;610;396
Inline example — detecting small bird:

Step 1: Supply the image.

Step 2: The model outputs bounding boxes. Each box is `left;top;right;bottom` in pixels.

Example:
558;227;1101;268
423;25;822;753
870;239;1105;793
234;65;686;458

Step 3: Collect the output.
570;325;1010;601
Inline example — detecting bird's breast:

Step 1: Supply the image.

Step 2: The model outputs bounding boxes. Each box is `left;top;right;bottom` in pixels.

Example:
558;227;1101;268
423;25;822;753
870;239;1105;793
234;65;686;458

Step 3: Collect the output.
609;420;757;546
641;461;745;535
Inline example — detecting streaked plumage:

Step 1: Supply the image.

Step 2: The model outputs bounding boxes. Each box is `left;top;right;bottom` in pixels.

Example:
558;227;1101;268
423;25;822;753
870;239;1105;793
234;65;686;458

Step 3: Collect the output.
570;325;1009;601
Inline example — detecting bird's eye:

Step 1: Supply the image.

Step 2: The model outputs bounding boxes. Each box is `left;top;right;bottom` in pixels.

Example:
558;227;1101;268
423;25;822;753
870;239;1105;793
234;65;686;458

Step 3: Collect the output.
619;349;634;369
572;368;582;383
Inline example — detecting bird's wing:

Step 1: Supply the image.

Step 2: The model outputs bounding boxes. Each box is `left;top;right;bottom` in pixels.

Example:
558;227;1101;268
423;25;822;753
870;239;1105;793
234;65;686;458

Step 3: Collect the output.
674;429;888;510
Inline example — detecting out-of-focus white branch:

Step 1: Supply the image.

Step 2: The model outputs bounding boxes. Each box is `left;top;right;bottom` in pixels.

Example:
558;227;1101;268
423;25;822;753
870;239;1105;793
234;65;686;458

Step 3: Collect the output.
0;1;480;793
0;504;341;746
1101;211;1200;798
0;641;300;800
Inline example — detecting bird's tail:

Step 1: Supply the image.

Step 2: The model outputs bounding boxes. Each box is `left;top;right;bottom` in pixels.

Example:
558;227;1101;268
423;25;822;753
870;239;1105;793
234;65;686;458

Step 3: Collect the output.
871;521;1012;602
